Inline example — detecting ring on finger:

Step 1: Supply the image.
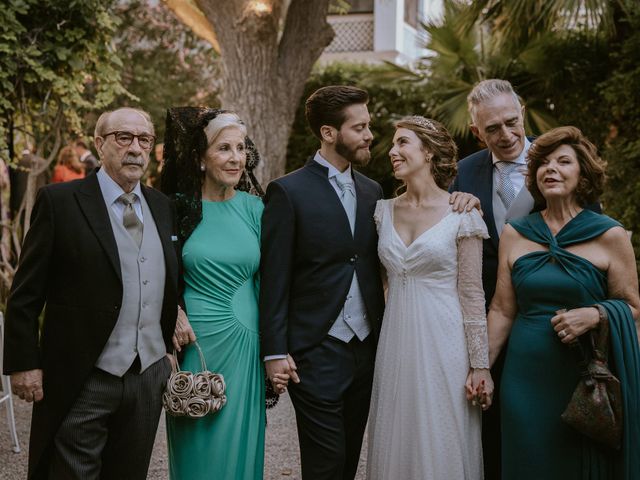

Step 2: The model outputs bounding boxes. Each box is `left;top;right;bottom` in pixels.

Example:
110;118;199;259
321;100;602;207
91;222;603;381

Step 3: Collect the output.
559;329;567;338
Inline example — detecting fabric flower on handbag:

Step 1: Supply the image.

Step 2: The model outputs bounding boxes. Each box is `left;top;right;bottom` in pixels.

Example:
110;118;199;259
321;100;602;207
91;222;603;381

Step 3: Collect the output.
209;396;226;413
163;392;185;416
193;372;213;398
168;371;195;399
185;397;210;418
209;373;226;397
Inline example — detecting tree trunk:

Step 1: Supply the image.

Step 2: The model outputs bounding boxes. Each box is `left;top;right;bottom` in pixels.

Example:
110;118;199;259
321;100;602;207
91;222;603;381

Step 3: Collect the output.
196;0;334;185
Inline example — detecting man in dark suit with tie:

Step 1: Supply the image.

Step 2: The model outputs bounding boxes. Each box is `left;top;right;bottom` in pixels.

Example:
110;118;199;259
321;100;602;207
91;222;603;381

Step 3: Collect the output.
450;79;601;479
3;107;179;479
260;85;385;480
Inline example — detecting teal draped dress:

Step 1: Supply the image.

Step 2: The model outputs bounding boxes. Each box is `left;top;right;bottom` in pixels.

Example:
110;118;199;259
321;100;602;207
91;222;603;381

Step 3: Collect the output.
502;210;640;480
167;191;266;480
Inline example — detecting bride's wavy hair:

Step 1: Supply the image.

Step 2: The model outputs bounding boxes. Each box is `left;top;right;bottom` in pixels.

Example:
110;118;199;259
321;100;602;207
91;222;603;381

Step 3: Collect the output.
393;116;458;195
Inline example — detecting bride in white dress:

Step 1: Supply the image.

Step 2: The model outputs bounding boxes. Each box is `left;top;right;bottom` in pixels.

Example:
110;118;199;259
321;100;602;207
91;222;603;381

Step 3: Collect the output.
367;116;494;480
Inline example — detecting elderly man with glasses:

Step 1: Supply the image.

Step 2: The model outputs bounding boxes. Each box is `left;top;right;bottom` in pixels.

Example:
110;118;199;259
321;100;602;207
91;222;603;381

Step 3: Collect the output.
3;107;180;479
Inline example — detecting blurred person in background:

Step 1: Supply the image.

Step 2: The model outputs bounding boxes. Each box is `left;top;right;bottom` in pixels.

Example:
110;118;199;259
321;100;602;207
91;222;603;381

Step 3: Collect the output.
75;138;99;175
51;145;85;183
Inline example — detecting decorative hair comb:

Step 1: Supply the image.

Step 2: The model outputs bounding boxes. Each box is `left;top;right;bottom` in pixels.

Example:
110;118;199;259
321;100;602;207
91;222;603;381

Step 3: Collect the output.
408;115;436;131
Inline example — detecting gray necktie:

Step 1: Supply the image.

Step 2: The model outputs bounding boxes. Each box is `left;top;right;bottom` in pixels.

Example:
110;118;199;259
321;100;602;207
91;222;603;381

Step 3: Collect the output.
495;161;519;210
335;175;356;233
119;193;143;247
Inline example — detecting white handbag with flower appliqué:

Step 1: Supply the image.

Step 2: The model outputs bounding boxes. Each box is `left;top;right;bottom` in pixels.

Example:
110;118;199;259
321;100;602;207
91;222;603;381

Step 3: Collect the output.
162;341;227;418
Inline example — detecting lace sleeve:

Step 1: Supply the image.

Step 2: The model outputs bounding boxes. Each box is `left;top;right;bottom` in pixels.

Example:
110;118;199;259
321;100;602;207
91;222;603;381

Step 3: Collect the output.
457;230;489;369
373;200;385;233
457;209;489;240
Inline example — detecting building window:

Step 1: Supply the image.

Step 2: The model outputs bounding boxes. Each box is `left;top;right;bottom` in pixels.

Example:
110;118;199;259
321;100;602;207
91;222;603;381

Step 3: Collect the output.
404;0;421;28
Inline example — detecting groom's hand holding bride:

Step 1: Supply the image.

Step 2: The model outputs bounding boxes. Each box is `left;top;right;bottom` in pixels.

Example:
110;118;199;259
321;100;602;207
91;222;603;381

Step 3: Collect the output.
266;354;300;394
465;368;494;410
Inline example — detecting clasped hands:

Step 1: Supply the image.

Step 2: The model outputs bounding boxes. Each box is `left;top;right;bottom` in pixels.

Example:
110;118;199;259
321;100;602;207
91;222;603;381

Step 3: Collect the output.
465;368;494;411
265;355;300;395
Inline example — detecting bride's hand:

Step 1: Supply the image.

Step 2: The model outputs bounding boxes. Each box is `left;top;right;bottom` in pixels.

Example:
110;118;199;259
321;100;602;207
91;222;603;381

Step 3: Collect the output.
465;369;494;410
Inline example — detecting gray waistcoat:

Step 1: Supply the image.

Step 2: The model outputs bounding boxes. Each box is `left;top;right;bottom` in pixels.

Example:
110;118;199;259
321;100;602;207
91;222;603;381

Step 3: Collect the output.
492;180;535;236
95;193;167;376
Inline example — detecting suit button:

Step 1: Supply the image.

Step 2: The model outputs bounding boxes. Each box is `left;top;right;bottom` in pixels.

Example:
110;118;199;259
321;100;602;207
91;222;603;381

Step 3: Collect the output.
143;280;149;285
113;305;119;310
349;257;355;263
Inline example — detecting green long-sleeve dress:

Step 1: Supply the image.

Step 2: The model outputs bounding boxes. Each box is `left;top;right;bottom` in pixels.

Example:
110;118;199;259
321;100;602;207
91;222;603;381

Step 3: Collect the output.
167;191;266;480
501;210;640;480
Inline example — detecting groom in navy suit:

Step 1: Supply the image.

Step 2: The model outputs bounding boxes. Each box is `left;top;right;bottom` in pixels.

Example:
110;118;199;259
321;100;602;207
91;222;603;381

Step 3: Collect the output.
260;86;385;480
451;79;601;479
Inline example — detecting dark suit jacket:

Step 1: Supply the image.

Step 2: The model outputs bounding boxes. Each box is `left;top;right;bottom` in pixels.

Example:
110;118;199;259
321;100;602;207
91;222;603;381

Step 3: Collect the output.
259;158;385;357
450;147;602;306
3;172;179;478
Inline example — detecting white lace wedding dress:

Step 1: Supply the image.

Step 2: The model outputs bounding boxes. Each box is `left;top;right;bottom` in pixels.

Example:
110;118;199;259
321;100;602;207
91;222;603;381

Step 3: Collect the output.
367;199;489;480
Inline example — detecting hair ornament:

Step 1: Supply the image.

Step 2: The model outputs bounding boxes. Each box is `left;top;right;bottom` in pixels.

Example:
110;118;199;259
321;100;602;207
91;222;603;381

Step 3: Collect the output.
408;115;437;131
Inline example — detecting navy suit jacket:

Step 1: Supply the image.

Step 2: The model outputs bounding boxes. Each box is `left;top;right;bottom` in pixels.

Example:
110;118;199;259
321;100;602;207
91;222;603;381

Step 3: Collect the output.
259;158;385;356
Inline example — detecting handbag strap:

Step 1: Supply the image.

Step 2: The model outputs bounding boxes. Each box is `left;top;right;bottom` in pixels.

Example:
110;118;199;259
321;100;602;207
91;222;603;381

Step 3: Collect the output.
169;340;208;373
563;305;610;387
590;304;610;363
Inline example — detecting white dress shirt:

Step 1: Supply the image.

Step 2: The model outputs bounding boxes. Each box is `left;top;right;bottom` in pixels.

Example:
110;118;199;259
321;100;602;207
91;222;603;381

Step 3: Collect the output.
97;167;144;224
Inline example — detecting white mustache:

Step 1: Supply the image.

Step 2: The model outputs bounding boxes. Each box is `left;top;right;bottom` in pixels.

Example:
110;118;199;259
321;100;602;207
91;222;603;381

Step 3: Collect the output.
122;155;143;167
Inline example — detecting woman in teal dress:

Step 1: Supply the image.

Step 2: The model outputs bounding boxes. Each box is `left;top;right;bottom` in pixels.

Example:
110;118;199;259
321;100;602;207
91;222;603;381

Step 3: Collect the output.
486;126;640;479
160;108;287;479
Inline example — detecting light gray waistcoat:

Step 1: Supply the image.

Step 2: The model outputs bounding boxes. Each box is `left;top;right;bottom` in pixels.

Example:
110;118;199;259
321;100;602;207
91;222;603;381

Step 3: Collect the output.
95;193;167;376
492;179;535;236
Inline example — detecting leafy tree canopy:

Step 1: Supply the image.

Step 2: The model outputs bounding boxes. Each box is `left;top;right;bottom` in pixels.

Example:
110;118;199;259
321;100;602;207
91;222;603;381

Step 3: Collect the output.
0;0;127;161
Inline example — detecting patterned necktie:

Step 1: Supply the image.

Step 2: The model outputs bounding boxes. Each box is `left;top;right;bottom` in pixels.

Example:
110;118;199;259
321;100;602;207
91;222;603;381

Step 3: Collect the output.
335;175;356;234
119;193;143;248
495;161;519;210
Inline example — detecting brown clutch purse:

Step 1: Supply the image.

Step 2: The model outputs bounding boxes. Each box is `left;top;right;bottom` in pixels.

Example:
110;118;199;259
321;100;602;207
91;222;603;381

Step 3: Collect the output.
561;305;623;450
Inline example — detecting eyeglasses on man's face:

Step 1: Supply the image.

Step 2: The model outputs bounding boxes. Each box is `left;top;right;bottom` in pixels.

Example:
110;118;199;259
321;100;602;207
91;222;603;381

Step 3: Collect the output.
103;131;156;150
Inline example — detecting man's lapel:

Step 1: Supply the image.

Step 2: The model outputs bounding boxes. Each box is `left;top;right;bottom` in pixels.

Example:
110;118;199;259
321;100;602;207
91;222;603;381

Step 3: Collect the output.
75;174;122;282
305;159;354;239
141;185;178;283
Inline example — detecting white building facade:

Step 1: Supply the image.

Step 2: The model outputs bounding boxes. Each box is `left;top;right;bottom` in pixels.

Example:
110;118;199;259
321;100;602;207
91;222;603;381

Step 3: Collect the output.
320;0;443;65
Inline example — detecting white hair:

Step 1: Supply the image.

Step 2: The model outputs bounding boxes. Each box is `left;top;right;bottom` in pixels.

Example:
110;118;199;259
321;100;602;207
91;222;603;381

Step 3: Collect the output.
467;79;522;125
204;113;247;145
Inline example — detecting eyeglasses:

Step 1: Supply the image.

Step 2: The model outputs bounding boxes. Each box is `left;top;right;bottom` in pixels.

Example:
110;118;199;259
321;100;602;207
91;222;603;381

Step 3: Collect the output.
103;131;156;150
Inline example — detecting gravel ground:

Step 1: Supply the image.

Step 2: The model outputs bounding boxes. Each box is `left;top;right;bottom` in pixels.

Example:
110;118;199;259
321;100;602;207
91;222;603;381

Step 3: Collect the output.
0;389;367;479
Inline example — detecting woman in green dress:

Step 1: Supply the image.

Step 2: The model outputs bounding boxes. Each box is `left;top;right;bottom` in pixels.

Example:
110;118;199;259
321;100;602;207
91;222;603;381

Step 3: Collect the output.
161;108;288;480
486;126;640;479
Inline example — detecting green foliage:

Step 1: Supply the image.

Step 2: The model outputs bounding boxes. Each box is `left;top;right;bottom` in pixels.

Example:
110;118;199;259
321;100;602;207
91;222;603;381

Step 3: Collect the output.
0;0;128;160
103;1;220;143
460;0;615;50
600;10;640;265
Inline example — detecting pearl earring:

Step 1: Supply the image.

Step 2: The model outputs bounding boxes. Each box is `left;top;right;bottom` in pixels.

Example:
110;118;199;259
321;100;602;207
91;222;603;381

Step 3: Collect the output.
200;164;206;172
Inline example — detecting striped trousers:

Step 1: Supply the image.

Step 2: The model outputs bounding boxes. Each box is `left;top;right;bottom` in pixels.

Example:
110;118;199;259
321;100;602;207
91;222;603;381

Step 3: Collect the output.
48;356;171;480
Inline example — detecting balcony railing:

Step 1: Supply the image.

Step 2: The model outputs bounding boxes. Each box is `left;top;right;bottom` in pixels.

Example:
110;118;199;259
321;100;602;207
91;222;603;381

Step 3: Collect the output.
325;14;374;53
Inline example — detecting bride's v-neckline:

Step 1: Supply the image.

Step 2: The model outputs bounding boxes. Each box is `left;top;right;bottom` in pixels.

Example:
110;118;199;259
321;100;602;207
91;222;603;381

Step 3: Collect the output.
390;199;453;249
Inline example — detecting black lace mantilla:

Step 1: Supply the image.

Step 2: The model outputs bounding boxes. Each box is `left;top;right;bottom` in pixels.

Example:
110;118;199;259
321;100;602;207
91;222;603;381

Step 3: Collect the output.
161;106;264;243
